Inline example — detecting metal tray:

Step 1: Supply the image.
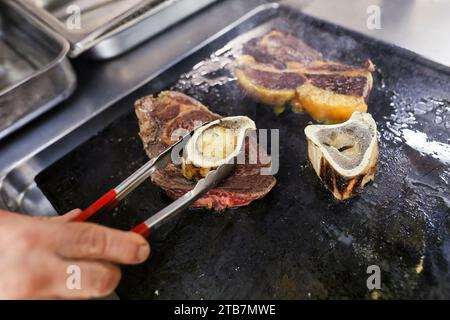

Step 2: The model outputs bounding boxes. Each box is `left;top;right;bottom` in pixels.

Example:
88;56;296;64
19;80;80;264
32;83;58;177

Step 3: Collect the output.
18;0;218;59
4;4;450;299
0;1;76;141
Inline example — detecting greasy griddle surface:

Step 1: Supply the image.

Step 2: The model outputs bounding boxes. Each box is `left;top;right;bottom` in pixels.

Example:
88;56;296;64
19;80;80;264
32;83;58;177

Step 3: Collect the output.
36;6;450;299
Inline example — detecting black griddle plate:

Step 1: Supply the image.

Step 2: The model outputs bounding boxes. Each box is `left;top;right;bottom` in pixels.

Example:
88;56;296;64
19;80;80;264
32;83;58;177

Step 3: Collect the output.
36;5;450;299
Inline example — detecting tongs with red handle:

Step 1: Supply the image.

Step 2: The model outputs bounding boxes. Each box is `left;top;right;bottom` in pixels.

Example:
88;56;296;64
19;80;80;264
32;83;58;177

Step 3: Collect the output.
71;123;235;237
71;142;175;223
72;146;174;221
130;163;235;237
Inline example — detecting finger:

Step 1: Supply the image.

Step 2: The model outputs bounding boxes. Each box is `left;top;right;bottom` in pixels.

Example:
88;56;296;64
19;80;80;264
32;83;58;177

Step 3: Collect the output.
29;209;82;223
43;259;121;299
53;222;150;264
52;209;82;222
0;252;120;300
0;209;23;219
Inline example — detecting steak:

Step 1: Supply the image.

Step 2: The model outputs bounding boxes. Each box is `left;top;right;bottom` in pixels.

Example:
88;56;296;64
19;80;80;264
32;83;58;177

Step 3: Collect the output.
235;30;375;123
135;91;276;211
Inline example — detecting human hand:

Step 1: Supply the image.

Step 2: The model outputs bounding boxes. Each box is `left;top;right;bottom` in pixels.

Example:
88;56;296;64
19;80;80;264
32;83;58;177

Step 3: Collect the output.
0;209;150;299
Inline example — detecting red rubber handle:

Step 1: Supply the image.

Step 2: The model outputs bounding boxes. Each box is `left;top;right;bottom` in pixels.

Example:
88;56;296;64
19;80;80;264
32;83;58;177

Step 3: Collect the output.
131;222;150;238
72;189;118;222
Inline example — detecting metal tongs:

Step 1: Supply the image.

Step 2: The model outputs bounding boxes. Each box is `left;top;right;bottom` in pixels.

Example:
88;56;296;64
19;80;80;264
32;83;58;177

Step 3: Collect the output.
71;123;236;237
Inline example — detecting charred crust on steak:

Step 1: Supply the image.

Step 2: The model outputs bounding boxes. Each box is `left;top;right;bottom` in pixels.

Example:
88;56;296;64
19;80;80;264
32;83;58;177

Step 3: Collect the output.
163;110;220;146
306;60;375;73
305;74;369;97
242;38;286;69
242;30;323;69
154;103;180;121
259;30;322;66
135;91;220;158
242;66;307;90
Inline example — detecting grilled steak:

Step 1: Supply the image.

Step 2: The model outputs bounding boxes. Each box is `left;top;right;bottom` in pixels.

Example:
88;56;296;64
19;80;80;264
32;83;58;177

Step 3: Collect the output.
236;30;375;123
135;91;276;211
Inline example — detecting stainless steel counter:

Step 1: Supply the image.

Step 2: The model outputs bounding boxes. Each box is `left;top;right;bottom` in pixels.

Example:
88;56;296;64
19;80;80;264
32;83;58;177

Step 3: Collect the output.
1;0;449;211
284;0;450;67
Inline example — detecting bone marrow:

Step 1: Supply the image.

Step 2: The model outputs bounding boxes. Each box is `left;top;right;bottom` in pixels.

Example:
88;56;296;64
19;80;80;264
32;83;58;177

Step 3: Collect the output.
304;111;379;200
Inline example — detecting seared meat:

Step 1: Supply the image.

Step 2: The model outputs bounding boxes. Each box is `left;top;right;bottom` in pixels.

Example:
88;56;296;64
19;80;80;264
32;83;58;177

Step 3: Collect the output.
135;91;276;211
242;30;322;68
236;30;375;123
135;91;220;158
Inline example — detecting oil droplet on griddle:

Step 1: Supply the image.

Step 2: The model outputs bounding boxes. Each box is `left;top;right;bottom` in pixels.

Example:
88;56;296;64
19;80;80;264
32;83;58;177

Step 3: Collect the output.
172;43;240;93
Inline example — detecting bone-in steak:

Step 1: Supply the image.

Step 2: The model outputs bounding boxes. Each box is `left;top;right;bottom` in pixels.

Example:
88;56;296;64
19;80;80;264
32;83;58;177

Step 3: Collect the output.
135;91;276;211
235;30;375;123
